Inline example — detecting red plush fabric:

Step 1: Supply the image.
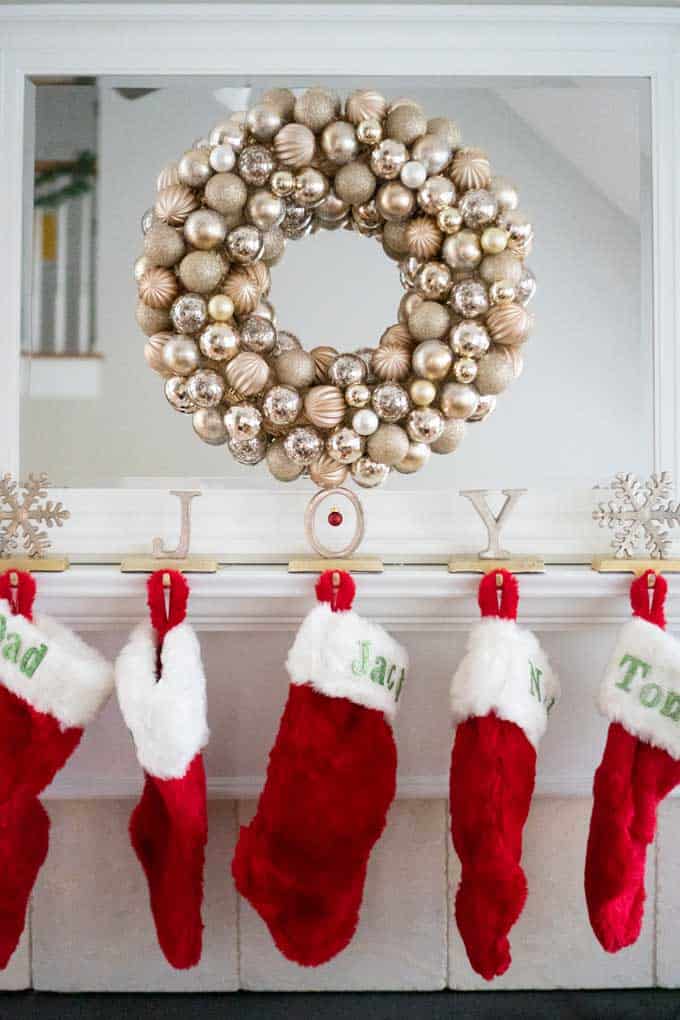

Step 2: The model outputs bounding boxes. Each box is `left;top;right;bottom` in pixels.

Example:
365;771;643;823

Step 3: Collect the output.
130;753;207;969
232;569;397;967
450;569;537;981
585;570;680;952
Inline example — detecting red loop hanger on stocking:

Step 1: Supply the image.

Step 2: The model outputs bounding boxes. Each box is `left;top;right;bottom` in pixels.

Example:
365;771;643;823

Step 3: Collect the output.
478;568;520;621
316;569;356;614
0;571;36;621
147;570;189;674
630;569;667;630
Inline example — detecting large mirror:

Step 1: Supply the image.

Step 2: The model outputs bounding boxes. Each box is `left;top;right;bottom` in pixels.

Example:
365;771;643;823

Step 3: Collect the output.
20;76;652;493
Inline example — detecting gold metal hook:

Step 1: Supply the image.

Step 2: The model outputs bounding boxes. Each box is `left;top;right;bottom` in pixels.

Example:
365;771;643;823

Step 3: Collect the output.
496;572;504;589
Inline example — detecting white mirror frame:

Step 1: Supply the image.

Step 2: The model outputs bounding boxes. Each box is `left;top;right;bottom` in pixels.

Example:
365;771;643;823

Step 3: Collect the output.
1;3;679;563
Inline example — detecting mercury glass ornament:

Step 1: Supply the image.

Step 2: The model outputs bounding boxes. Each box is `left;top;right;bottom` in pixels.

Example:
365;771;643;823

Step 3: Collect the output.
240;314;276;354
273;330;302;358
271;169;296;198
490;175;519;213
229;434;267;465
294;168;329;208
199;322;240;361
274;123;316;168
209;144;236;173
246;103;283;142
224;402;263;441
178;149;212;188
346;88;387;125
489;280;517;305
263;384;302;426
459;189;498;229
204;172;248;216
281;201;313;239
409;379;436;407
334;161;376;205
467;393;497;422
327;426;363;464
400;160;428;190
453;357;478;384
408;300;451;342
247;190;284;231
450;147;491;191
170;293;207;334
442;230;482;271
416;261;452;300
451;280;489;318
184;208;227;250
328;353;366;388
351;456;390;489
209;117;247;152
352;201;382;236
346;382;371;408
485;303;531;344
412;340;452;381
138;267;178;309
276;349;316;388
406;407;444;444
450;320;490;359
418;175;455;214
367;424;410;466
394;441;431;474
225;351;270;396
143;223;185;268
294;87;338;133
517;267;536;306
309;453;349;489
321;121;358;165
165;376;197;414
193;408;228;445
227;225;264;265
437;206;463;235
370;139;408;180
371;382;410;423
284;426;323;466
497;210;534;257
430;418;466;454
356;118;383;146
186;368;224;408
179;251;225;294
238;144;275;186
141;208;155;234
352;408;379;436
155;185;199;226
411;134;452;176
266;440;304;482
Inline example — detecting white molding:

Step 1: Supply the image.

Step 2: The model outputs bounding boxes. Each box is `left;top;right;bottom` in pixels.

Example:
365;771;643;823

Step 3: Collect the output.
2;4;679;554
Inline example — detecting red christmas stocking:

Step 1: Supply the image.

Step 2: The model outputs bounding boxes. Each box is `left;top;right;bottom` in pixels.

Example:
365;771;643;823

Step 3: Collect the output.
585;569;680;953
0;569;113;967
115;569;209;969
232;569;408;967
449;569;559;981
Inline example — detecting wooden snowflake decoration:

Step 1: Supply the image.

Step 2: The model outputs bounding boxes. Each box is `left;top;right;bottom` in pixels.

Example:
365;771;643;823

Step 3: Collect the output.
593;471;680;559
0;473;70;559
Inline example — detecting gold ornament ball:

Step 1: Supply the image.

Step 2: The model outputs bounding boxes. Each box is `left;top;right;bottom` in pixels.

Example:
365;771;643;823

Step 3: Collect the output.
223;265;269;316
274;123;316;168
356;118;383;145
304;385;347;429
134;255;150;283
351;456;390;489
157;161;180;191
453;357;478;384
406;407;445;444
489;280;517;305
179;251;225;293
412;340;452;381
271;169;296;197
154;185;199;226
450;147;491;191
385;104;428;145
309;452;349;489
204;172;248;215
246;103;283;142
334;161;376;206
411;134;452;176
326;426;363;464
310;345;339;383
346;383;371;408
294;87;338;133
275;348;316;388
442;230;482;270
475;345;515;395
408;300;451;342
143;223;185;268
398;291;424;325
406;217;443;260
267;440;304;482
479;252;523;286
225;351;270;396
481;227;509;255
199;322;240;362
418;175;456;214
367;424;410;467
427;116;461;149
490;175;519;213
261;226;286;264
394;441;431;474
144;332;173;376
440;381;479;419
371;344;411;382
376;181;415;222
184;208;227;250
345;89;387;125
178;148;212;188
162;336;200;376
247;190;284;231
431;418;466;454
437;206;463;235
410;379;436;406
486;303;531;345
382;221;411;257
208;294;234;321
294;168;329;208
138;266;178;309
136;300;171;337
416;261;452;300
262;87;296;120
193;408;228;446
380;323;413;349
321;121;358;165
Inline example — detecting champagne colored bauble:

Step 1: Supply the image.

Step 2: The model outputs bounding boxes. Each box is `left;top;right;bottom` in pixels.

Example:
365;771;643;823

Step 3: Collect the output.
193;407;228;445
273;348;314;389
209;119;246;151
351;456;390;489
367;424;410;466
468;394;497;421
416;261;452;300
170;292;207;334
154;185;198;226
294;168;329;208
411;134;451;176
326;426;364;464
431;418;466;454
309;345;338;383
157;162;180;191
134;255;150;283
204;172;248;215
489;281;516;305
450;320;490;359
380;323;412;349
229;434;267;465
406;217;443;260
199;322;239;362
304;385;346;429
334;161;376;206
346;382;371;408
418;175;455;214
371;382;410;423
272;329;301;358
451;280;489;318
479;251;522;286
238;144;275;187
497;210;534;257
412;340;452;381
481;226;509;255
437;206;463;235
376;181;415;222
281;201;313;239
263;384;302;426
209;144;236;173
262;87;296;119
400;160;428;191
356;118;383;145
294;87;338;133
179;251;225;293
486;302;531;344
240;314;276;354
352;408;379;436
385;104;428;145
224;402;263;441
371;344;411;382
409;378;436;406
225;351;269;396
428;116;461;149
266;440;304;482
328;353;367;388
227;225;263;265
186;368;224;408
274;123;316;169
383;221;411;258
309;453;349;489
178;149;212;188
399;290;424;324
261;225;286;264
223;266;268;316
440;381;479;419
453;357;478;384
207;294;234;322
246;103;283;142
184;208;227;250
138;267;178;309
165;375;197;413
450;147;491;191
459;189;498;229
394;441;431;474
517;267;536;306
407;407;444;444
475;344;515;396
143;223;185;268
246;190;284;231
490;175;519;213
321;121;358;165
442;229;482;270
346;89;387;125
141;208;155;234
315;192;350;229
370;139;408;180
144;332;172;376
141;304;174;344
284;426;323;466
408;300;450;341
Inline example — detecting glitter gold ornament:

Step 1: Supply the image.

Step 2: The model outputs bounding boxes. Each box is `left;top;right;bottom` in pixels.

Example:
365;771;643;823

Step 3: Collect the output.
179;251;224;293
334;161;376;206
475;345;515;395
154;185;199;226
204;172;248;215
385;105;427;145
274;123;316;168
262;87;296;119
309;453;348;489
143;223;185;268
399;291;424;325
266;440;304;482
311;345;339;383
276;349;316;388
450;147;491;191
294;87;338;133
138;267;178;309
431;418;466;454
371;344;411;382
261;226;286;264
427;117;461;150
304;385;346;429
136;300;171;337
479;251;523;286
408;300;451;342
367;424;410;466
346;89;387;125
382;221;411;258
225;351;270;396
486;303;531;345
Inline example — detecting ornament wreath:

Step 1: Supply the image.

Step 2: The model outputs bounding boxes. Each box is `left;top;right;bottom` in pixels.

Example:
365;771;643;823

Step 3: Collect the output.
135;86;536;490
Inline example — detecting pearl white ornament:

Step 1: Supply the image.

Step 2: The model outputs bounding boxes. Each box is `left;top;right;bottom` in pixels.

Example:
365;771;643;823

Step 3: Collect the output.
209;144;236;173
400;161;427;190
352;408;379;436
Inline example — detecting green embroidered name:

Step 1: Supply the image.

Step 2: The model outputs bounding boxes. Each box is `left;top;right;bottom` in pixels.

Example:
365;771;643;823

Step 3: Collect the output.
351;640;405;702
614;653;680;721
0;613;48;678
528;660;556;713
